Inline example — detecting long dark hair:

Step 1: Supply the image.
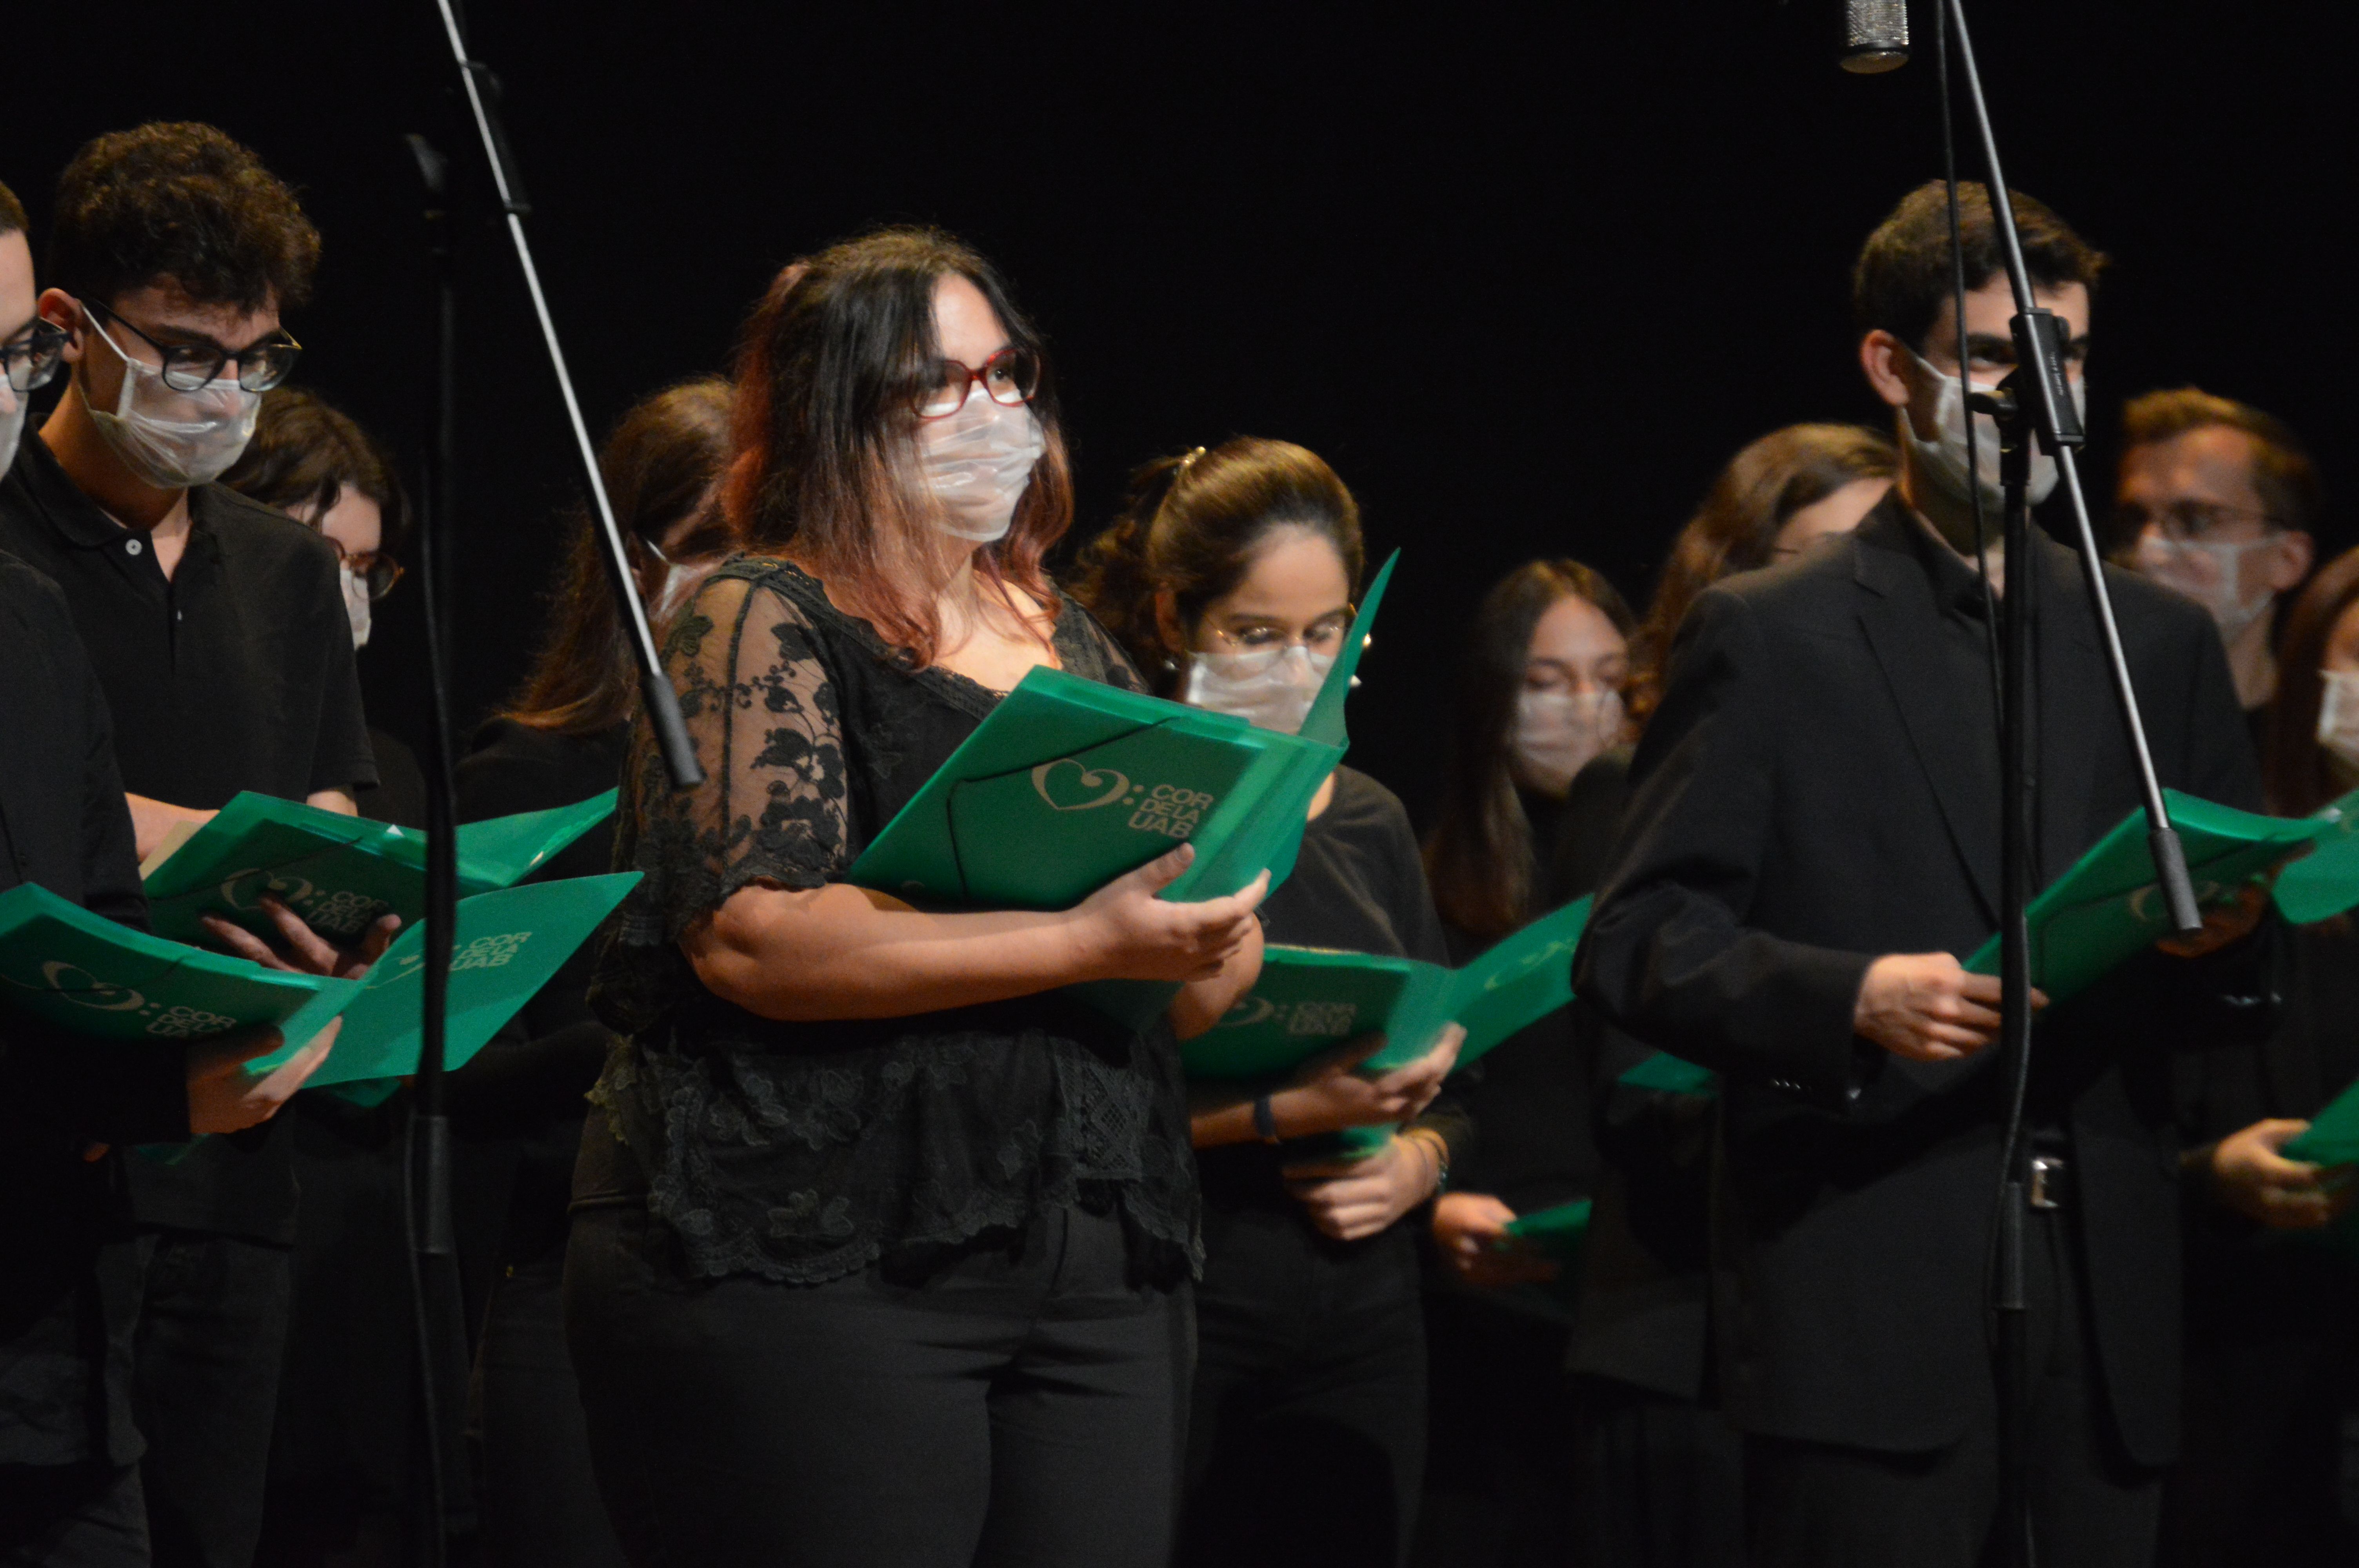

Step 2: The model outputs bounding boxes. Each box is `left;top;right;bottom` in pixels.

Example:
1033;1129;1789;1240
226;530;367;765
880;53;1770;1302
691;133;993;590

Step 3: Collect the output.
1423;560;1634;941
500;377;733;735
2264;546;2359;816
727;227;1071;664
1628;423;1895;724
1070;437;1364;698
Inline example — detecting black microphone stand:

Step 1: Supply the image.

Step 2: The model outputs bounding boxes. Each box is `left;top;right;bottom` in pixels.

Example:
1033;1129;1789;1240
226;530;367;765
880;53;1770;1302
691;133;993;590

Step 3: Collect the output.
1933;4;2206;1564
393;6;710;1563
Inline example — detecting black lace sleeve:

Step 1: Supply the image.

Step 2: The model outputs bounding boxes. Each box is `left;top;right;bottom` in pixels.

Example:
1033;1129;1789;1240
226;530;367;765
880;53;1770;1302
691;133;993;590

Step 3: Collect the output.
622;572;851;945
1051;593;1149;693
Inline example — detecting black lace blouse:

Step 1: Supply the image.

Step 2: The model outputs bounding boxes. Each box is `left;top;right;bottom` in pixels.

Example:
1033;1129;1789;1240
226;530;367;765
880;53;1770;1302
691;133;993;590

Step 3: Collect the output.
585;555;1200;1286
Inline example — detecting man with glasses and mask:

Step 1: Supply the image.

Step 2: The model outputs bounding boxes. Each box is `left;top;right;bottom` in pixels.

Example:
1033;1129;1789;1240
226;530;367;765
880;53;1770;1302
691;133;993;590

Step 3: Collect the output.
0;125;385;1568
2117;388;2321;730
1574;182;2272;1565
3;173;341;1568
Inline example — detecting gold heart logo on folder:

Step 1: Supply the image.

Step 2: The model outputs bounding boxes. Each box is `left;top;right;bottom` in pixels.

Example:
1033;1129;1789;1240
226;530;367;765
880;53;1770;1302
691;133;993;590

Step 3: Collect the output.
1031;758;1133;811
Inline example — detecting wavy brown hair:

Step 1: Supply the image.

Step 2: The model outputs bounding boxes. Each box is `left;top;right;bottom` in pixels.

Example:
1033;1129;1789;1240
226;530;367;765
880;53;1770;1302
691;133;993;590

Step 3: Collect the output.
726;227;1070;664
2264;546;2359;817
500;377;734;735
1070;437;1364;698
1627;423;1896;724
1423;560;1634;941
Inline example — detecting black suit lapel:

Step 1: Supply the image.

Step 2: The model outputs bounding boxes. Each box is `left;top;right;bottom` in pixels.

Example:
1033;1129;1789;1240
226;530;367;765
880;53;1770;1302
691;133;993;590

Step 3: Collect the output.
1850;513;2002;924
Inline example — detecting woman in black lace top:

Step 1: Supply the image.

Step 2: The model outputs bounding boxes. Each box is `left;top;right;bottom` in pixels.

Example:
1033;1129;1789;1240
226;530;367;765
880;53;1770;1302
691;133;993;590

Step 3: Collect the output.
564;230;1267;1568
1073;438;1468;1568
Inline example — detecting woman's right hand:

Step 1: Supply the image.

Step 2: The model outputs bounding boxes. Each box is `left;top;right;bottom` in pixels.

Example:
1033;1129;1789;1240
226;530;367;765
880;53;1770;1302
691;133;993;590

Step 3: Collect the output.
1069;844;1269;984
1267;1023;1465;1138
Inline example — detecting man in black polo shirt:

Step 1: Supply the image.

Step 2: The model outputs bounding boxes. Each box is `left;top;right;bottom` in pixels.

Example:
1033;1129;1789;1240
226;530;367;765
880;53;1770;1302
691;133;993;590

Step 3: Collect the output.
0;126;380;1567
2;171;334;1568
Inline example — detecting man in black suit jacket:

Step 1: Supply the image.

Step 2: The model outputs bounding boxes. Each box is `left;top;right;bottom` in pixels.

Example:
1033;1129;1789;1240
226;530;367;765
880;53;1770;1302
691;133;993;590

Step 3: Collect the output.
1573;182;2273;1566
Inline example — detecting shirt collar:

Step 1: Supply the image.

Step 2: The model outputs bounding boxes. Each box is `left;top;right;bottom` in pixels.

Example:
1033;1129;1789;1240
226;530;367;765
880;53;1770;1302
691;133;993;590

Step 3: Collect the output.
16;429;217;560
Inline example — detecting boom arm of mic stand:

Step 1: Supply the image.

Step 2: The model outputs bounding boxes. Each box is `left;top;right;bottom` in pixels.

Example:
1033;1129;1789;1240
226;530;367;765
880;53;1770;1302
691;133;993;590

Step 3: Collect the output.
430;0;703;791
1943;0;2199;936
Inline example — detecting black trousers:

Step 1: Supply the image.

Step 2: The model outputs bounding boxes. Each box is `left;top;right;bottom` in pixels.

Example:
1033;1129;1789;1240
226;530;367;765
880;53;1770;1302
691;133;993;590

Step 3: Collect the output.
476;1245;626;1568
1180;1205;1426;1568
1744;1205;2160;1568
1569;1376;1747;1568
565;1201;1189;1568
0;1463;147;1568
133;1231;293;1568
1412;1292;1582;1568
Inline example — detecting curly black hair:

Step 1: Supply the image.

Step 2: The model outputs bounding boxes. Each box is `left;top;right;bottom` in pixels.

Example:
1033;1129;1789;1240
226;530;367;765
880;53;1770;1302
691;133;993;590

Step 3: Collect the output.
48;122;319;313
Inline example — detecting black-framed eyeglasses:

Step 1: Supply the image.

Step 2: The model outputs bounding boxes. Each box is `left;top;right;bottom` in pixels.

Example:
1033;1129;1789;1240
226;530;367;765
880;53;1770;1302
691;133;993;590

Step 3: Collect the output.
327;539;405;601
916;347;1040;419
79;297;302;393
2;319;68;394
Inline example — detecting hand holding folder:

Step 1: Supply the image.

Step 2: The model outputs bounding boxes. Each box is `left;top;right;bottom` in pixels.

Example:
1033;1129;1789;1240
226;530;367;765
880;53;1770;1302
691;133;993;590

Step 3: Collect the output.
1963;789;2328;1004
139;789;619;947
0;871;640;1114
1183;896;1591;1080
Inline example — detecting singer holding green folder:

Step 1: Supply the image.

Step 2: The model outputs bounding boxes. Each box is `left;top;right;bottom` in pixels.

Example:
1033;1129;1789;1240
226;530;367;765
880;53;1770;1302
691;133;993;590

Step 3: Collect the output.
1075;437;1465;1568
565;231;1265;1568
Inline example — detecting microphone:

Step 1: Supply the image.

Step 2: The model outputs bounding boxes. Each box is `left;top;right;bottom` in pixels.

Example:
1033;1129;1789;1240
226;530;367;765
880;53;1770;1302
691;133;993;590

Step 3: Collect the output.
1842;0;1910;72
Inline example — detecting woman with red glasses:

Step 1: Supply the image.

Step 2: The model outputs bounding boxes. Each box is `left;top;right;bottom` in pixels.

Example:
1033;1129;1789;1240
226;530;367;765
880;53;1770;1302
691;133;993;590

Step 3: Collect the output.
562;227;1267;1567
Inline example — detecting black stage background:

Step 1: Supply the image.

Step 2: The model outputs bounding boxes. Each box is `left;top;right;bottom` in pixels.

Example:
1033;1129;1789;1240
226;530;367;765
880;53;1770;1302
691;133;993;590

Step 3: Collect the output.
15;2;2354;821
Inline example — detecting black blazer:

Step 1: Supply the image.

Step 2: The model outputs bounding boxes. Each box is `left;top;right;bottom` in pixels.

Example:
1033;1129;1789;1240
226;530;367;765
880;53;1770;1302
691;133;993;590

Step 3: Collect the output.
1572;500;2265;1462
0;553;184;1468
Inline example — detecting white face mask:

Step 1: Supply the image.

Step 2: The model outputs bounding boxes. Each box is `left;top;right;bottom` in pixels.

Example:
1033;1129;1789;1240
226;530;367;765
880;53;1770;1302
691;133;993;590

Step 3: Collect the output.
917;384;1045;543
338;563;372;650
2132;532;2278;643
1182;643;1336;735
1512;688;1625;796
0;381;23;483
1900;343;2083;513
84;313;261;489
2318;670;2359;772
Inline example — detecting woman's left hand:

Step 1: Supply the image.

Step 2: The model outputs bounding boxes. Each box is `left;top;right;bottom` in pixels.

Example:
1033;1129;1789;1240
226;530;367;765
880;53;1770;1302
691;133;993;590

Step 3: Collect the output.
1283;1129;1445;1242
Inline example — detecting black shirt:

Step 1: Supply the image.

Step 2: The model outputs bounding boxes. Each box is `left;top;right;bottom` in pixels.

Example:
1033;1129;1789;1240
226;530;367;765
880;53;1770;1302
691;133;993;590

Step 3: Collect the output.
0;553;185;1468
0;432;378;1243
0;431;377;810
582;557;1200;1287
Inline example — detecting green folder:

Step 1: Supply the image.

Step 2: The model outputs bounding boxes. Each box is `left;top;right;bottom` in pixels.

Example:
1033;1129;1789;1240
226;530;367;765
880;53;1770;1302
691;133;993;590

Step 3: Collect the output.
0;871;636;1115
0;880;357;1049
1617;1052;1719;1097
2284;1076;2359;1166
140;789;619;947
1963;789;2330;1004
2272;787;2359;926
851;553;1396;913
850;554;1395;1032
1501;1195;1594;1261
258;871;642;1093
1182;897;1590;1079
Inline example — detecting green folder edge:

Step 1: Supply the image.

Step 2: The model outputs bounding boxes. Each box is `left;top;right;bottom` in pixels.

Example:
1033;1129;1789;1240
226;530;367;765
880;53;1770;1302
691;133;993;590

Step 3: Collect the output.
1501;1195;1593;1259
1183;896;1590;1080
1962;789;2328;1000
2273;786;2359;926
140;789;619;943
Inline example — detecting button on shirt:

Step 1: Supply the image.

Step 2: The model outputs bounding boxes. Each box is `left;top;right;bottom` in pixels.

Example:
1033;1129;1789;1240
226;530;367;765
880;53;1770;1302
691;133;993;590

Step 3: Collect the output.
0;432;379;1243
